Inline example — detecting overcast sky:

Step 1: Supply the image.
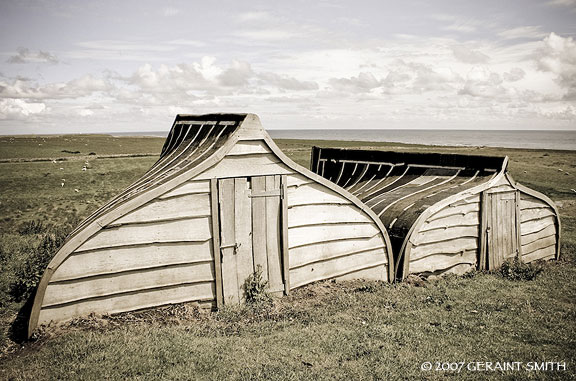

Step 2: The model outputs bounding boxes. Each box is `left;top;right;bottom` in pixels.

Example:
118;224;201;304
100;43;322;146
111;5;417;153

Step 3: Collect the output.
1;0;575;134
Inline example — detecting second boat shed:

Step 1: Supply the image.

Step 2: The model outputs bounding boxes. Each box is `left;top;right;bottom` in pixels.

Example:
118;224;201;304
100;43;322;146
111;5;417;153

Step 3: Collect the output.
28;113;393;335
311;147;561;278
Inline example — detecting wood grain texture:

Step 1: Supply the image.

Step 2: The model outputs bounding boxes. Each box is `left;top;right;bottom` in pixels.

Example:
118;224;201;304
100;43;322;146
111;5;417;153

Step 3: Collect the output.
265;175;283;293
159;180;210;199
210;179;223;309
218;178;239;304
38;281;215;325
112;193;211;225
53;241;212;282
520;207;555;223
251;176;269;281
226;140;272;156
421;210;479;231
288;204;373;228
412;225;479;246
409;249;476;274
410;237;478;260
289;234;386;269
290;248;386;288
428;202;480;221
334;264;388;282
287;182;352;207
521;216;556;236
196;153;292;180
288;223;380;249
520;224;556;246
44;262;214;307
521;235;556;256
77;218;212;252
281;175;290;294
286;174;314;188
234;178;255;298
522;244;556;263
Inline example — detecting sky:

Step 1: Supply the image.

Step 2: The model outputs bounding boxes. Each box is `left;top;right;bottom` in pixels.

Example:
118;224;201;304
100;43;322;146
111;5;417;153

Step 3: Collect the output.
0;0;575;134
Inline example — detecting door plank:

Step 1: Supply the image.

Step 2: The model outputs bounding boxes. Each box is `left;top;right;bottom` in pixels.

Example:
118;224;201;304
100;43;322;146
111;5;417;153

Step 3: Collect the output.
266;175;284;293
219;178;239;304
251;176;269;282
234;178;254;300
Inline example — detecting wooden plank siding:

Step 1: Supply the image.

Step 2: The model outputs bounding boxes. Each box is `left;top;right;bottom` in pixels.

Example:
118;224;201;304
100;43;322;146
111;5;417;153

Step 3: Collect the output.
38;178;217;326
408;195;481;276
519;193;558;262
286;174;389;288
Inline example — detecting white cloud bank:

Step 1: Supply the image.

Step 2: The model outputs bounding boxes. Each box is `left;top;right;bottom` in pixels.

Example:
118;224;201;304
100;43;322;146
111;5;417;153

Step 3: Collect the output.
0;33;575;131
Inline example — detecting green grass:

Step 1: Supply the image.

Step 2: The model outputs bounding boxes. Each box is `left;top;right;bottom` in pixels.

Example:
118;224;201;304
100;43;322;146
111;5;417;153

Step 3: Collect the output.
0;135;574;380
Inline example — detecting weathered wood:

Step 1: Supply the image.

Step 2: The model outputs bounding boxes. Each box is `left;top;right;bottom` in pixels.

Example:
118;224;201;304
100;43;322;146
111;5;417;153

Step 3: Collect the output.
410;249;476;274
226;140;271;156
288;204;373;228
289;234;385;268
410;237;478;260
486;191;518;269
265;176;283;294
210;179;223;309
521;235;556;256
281;175;290;294
334;264;387;283
251;176;269;282
412;225;479;246
288;182;352;207
77;218;212;252
286;174;314;188
112;193;211;225
486;184;516;194
422;211;479;232
520;216;556;236
288;223;380;249
522;244;556;263
521;224;556;246
515;191;522;258
159;180;210;199
234;178;254;299
218;178;239;304
53;241;212;282
519;196;548;210
290;249;386;288
478;191;488;270
449;195;481;207
44;262;214;307
38;281;215;325
428;202;480;221
520;207;555;223
196;154;292;180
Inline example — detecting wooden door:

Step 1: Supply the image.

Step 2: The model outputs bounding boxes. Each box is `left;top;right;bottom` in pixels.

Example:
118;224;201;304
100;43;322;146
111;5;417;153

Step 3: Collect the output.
216;175;288;305
482;190;519;270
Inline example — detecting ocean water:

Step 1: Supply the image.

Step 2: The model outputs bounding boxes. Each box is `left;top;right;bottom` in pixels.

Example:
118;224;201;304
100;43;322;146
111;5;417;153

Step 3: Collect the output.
268;129;576;151
115;129;576;151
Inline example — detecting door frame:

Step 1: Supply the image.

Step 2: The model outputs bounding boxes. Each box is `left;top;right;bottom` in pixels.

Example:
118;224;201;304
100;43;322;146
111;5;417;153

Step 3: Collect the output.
209;176;289;309
479;189;521;271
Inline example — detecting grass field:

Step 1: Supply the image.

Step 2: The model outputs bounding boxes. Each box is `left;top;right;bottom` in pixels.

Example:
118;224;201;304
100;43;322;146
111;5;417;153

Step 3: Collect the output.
0;135;574;380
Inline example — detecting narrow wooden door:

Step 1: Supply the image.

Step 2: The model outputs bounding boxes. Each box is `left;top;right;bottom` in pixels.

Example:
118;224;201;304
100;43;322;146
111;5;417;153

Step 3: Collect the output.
217;175;288;305
483;190;519;270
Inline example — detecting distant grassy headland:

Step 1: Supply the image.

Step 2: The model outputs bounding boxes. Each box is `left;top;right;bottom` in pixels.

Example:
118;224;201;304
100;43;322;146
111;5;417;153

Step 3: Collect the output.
0;134;574;380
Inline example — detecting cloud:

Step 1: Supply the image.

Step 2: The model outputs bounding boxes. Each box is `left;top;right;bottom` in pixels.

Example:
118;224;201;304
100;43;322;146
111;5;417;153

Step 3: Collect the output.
535;33;576;96
503;67;526;82
236;11;271;23
452;45;490;64
0;75;112;100
329;72;382;93
258;72;319;91
218;61;254;87
7;48;58;64
499;26;546;40
0;99;46;120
